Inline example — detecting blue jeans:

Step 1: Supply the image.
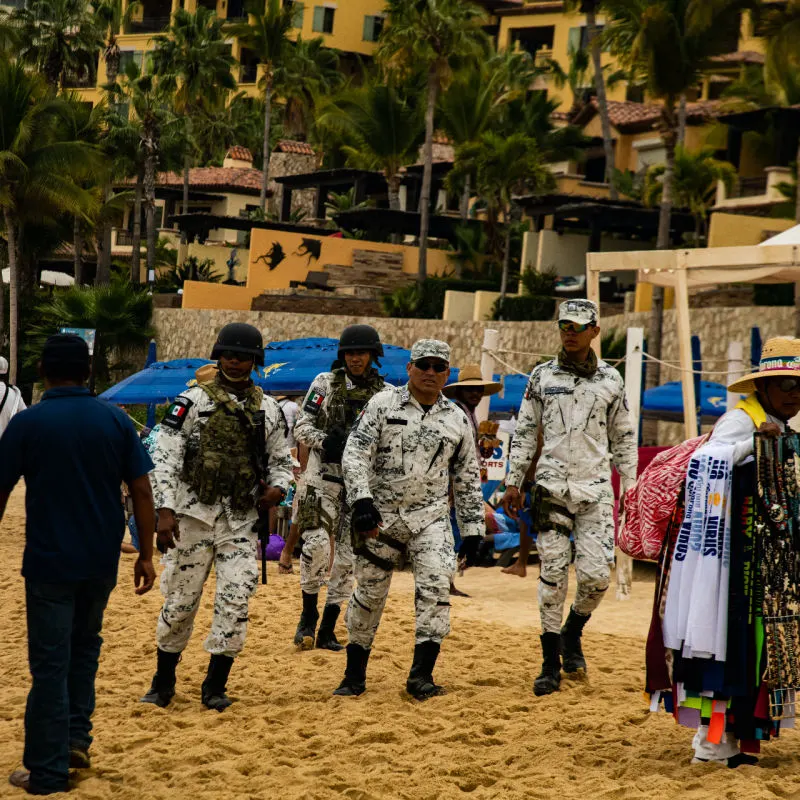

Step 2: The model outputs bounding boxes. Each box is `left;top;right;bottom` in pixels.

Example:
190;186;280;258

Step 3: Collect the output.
24;578;116;794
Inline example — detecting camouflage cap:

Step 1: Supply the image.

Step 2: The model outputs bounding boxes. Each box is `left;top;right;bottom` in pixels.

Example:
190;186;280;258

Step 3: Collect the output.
558;299;598;326
410;339;451;362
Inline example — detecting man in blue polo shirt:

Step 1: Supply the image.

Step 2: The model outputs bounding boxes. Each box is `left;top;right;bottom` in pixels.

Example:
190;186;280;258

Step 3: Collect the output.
0;334;157;796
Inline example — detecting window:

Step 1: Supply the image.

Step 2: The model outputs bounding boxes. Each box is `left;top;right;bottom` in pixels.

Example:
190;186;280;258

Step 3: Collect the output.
567;25;606;53
363;14;384;42
285;0;304;28
119;50;144;74
625;84;645;103
239;47;258;83
509;25;554;58
312;5;335;34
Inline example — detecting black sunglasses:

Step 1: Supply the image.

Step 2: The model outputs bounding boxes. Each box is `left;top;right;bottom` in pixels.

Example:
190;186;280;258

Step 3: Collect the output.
219;350;253;362
777;377;800;393
413;359;448;373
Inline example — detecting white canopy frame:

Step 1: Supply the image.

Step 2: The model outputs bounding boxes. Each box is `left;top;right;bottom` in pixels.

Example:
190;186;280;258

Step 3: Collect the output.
586;243;800;439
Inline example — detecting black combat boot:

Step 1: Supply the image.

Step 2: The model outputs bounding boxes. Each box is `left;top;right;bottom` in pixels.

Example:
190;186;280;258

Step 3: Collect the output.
201;654;234;711
533;632;561;696
140;649;181;708
560;608;591;674
316;604;344;651
333;644;370;696
294;591;320;650
406;641;445;700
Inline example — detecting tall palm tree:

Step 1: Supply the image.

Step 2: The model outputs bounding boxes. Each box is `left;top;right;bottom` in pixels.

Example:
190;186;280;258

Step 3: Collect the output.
603;0;752;398
377;0;488;283
9;0;103;91
448;132;552;302
225;0;296;211
0;61;101;382
92;0;141;88
564;0;618;199
642;146;736;244
317;80;424;211
153;6;236;222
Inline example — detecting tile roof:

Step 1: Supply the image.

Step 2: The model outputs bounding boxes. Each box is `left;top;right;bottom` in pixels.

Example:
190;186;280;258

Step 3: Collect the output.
710;50;765;65
574;99;722;130
275;140;315;155
225;145;253;162
155;166;266;195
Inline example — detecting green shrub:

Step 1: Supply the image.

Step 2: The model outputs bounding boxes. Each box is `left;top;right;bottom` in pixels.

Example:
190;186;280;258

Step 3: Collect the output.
753;283;793;306
382;276;503;319
492;294;555;321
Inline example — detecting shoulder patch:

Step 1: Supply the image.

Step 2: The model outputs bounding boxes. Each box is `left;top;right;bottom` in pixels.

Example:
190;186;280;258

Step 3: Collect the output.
303;388;325;415
162;396;193;430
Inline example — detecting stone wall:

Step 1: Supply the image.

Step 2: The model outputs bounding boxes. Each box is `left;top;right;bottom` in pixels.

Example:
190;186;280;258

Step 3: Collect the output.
267;151;317;220
153;305;794;372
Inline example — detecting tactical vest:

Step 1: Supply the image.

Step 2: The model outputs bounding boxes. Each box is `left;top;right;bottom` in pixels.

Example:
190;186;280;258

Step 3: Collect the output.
319;368;384;433
183;379;265;511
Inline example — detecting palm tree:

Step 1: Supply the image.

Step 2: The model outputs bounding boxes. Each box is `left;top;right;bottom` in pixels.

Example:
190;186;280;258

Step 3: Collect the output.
275;35;343;140
9;0;103;91
642;146;736;244
563;0;618;199
0;61;101;382
225;0;296;212
317;79;424;211
92;0;141;88
448;132;552;303
153;6;236;223
377;0;488;282
603;0;752;396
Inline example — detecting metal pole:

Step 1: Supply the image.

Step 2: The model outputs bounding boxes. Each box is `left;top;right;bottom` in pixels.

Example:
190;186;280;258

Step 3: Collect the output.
476;328;498;424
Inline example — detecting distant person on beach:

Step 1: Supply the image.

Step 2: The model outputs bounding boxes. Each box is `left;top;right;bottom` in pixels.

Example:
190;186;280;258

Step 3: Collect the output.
142;323;292;712
0;334;156;795
502;300;637;696
334;339;484;700
286;325;386;652
0;355;25;437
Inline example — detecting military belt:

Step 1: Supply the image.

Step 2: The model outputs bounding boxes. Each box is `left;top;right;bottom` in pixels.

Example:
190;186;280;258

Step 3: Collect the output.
354;532;407;572
322;474;344;485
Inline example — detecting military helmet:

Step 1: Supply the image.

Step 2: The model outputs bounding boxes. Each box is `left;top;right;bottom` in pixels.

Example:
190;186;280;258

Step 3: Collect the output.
210;323;265;366
337;324;384;360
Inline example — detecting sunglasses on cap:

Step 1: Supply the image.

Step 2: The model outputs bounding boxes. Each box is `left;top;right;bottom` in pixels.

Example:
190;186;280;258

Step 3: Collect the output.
558;320;593;333
413;359;448;373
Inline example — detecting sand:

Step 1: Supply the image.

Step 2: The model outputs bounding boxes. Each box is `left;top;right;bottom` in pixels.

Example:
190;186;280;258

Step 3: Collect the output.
1;487;799;800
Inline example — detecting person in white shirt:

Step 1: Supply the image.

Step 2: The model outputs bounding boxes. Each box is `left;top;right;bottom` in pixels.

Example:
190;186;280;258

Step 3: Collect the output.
276;395;300;451
0;356;25;437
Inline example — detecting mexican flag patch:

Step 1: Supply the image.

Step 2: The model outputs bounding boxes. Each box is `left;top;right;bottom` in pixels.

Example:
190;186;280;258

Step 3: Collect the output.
304;390;325;415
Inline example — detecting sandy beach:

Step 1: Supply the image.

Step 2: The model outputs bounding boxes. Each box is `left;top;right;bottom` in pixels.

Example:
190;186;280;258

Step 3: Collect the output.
1;486;798;800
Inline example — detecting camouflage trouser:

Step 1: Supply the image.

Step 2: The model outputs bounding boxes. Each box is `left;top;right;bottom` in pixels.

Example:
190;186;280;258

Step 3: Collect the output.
298;482;354;606
156;514;258;657
537;500;614;633
345;516;456;649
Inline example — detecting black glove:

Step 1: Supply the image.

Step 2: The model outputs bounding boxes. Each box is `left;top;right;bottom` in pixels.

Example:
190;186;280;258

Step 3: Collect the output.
458;535;482;567
352;498;382;533
322;428;347;462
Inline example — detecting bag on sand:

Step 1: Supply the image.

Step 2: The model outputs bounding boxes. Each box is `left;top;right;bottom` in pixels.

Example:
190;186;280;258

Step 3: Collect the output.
618;434;709;560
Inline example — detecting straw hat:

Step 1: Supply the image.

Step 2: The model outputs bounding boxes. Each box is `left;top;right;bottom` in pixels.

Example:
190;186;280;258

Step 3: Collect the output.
195;364;218;383
728;337;800;394
443;363;502;398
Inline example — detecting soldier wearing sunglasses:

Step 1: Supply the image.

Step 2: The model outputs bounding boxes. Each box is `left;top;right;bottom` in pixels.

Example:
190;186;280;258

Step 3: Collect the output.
333;339;484;700
501;299;637;696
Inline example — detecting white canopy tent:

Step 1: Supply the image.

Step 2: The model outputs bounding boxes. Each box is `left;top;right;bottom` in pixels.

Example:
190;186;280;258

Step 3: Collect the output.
586;243;800;439
1;268;74;287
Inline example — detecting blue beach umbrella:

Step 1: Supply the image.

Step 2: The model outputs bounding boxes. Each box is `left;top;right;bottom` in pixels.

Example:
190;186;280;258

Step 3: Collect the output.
99;358;214;405
643;380;728;421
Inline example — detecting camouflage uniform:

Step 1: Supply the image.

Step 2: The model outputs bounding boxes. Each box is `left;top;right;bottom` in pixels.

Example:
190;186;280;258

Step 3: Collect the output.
342;380;484;648
508;345;637;634
294;367;385;605
151;380;292;657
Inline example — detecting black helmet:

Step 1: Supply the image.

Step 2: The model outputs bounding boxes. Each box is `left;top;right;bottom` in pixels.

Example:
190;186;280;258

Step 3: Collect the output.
337;324;384;363
210;323;265;366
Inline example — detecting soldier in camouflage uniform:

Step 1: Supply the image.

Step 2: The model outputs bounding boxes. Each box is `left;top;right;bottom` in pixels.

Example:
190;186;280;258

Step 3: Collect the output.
141;323;292;711
289;325;386;651
502;300;637;696
333;339;484;700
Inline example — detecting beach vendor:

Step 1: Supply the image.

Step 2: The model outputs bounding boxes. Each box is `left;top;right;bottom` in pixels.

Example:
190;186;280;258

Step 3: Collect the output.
334;339;484;699
502;299;637;696
648;336;800;767
285;324;386;652
141;323;292;711
0;335;156;795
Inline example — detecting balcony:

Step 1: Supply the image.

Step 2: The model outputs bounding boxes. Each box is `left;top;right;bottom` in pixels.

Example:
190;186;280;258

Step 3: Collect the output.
714;166;792;209
124;16;171;34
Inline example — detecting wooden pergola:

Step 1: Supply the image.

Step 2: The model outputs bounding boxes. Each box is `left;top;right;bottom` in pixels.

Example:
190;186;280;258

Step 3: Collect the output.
586;243;800;438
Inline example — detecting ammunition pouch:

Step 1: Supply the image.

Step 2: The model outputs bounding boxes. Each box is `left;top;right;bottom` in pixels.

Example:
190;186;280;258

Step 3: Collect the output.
351;525;407;572
530;485;574;537
296;485;336;535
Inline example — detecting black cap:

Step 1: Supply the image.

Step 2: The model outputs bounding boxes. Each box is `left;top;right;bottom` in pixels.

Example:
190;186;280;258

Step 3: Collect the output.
41;334;90;373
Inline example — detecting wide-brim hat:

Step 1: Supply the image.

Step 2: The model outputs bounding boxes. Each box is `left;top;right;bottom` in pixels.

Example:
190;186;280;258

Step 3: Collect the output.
728;337;800;394
443;363;502;398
